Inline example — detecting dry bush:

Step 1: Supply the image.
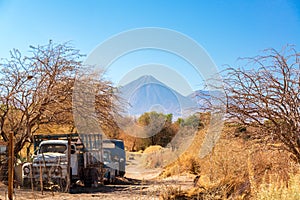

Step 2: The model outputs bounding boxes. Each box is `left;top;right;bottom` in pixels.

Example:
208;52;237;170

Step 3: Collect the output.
159;185;184;200
194;137;250;199
142;145;164;168
161;155;202;178
220;47;300;163
247;148;290;190
175;156;201;176
140;145;193;170
160;124;209;177
143;145;163;154
188;176;250;200
254;173;300;200
161;123;299;199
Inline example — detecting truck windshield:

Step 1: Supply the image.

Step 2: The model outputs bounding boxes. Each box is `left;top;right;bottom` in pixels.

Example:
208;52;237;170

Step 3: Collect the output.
39;144;67;154
103;151;111;162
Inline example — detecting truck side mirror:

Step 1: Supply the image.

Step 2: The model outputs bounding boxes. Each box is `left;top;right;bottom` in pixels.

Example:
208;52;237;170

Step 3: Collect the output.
34;148;39;155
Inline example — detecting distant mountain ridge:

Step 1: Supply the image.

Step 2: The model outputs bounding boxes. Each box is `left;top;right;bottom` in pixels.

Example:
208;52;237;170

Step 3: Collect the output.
117;75;204;119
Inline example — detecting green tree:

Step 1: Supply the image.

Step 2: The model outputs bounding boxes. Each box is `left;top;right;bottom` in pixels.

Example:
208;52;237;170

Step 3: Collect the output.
137;111;175;147
182;114;202;129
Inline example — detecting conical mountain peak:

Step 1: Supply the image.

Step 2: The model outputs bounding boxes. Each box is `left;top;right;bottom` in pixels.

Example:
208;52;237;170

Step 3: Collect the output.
117;75;198;118
132;75;163;85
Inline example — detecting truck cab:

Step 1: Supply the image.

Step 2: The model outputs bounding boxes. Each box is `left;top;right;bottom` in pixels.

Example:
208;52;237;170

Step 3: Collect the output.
103;139;126;177
103;149;119;184
22;140;78;189
22;133;104;190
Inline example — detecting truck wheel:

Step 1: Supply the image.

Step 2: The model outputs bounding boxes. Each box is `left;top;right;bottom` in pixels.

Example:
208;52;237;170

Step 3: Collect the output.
22;178;31;188
59;178;67;192
111;171;117;184
104;172;110;185
84;179;92;187
119;171;125;177
83;168;99;187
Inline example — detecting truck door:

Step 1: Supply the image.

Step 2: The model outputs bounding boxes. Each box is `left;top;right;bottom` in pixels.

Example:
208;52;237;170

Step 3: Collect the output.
70;144;78;175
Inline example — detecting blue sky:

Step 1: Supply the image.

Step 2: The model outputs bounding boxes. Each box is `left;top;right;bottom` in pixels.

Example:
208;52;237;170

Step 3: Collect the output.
1;0;300;92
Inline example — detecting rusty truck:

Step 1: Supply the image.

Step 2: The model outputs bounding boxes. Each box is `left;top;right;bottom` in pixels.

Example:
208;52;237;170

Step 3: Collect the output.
21;133;117;191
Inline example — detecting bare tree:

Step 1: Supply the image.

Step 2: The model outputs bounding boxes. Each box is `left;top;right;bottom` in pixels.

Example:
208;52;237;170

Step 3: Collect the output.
0;41;120;157
0;41;81;155
222;46;300;162
72;68;121;138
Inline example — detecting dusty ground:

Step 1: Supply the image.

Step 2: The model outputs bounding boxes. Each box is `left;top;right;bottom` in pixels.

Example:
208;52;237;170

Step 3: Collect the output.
0;152;194;200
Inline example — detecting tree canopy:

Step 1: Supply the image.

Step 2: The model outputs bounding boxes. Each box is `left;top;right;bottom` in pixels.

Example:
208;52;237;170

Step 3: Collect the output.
0;41;119;157
222;46;300;162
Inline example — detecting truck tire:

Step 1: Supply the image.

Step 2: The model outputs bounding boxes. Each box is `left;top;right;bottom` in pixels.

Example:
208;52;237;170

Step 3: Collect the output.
83;168;99;187
119;171;125;177
59;178;67;192
104;172;110;185
22;178;31;188
119;161;125;177
84;179;92;187
83;168;92;187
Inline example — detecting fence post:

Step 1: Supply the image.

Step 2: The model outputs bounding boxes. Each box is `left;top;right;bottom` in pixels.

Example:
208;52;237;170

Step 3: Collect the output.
8;131;14;200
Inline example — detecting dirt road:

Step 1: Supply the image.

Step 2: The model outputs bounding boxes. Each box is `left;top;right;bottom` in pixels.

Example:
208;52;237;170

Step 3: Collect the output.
0;175;194;200
0;152;194;200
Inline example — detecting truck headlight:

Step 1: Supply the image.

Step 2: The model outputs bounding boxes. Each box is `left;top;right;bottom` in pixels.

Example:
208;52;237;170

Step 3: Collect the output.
23;167;30;175
51;166;62;176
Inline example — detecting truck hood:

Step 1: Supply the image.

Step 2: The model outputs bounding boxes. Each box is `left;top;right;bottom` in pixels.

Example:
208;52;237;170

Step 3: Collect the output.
33;153;67;164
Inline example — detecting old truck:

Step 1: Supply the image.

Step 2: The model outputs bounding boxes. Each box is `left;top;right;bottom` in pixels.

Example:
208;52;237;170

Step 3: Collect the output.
103;149;119;184
103;139;126;177
22;133;110;191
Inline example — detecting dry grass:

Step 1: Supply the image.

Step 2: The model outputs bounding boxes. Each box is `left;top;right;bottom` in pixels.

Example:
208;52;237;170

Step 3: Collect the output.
160;123;299;200
143;145;163;154
141;145;164;168
255;173;300;200
159;185;184;200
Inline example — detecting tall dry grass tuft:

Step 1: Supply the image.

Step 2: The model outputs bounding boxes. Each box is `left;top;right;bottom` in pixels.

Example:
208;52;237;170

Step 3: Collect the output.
159;185;184;200
247;152;257;197
255;173;300;200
